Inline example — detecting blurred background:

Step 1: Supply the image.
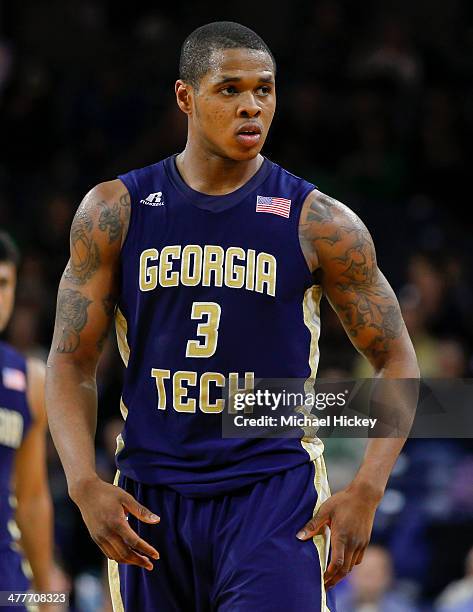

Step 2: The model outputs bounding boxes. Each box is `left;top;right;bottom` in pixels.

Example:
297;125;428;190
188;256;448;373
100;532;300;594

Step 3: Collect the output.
1;0;473;610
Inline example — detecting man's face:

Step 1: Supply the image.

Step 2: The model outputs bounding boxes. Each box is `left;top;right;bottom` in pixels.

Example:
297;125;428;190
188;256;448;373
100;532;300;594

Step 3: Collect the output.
178;48;276;161
0;262;16;332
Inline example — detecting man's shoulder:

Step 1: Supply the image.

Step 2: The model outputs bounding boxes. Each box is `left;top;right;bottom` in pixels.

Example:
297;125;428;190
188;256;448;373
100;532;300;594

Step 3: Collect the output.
116;157;171;207
300;189;364;229
118;156;170;183
268;159;315;189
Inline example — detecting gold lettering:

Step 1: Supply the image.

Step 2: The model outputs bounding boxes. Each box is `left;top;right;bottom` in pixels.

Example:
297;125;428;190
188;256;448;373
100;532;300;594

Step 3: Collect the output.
0;408;23;448
246;249;256;291
151;369;171;410
225;247;246;289
181;245;203;286
255;252;276;297
159;246;181;287
200;372;225;413
173;371;197;412
139;248;159;291
186;302;221;358
228;372;255;414
203;245;224;287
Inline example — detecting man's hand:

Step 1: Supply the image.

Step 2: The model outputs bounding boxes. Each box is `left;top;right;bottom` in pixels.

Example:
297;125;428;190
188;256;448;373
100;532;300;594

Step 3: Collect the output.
296;487;378;589
71;476;160;571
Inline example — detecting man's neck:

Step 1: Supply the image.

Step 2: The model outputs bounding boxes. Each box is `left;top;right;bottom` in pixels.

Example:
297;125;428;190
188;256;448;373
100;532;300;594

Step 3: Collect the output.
175;141;264;196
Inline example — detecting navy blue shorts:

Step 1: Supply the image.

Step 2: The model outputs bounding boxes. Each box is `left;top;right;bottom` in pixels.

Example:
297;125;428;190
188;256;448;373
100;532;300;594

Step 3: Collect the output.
109;457;336;611
0;547;31;612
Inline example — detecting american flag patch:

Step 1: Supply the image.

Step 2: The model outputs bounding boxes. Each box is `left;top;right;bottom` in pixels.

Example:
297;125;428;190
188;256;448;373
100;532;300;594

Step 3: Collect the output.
2;368;26;392
256;196;291;218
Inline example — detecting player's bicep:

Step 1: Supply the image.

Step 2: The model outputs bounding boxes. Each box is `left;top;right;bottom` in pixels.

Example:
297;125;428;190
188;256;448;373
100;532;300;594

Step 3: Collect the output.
50;181;129;362
305;193;407;367
324;264;406;367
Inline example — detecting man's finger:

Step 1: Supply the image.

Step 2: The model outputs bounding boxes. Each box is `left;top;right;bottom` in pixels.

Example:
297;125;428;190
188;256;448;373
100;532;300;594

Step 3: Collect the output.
95;540;117;563
349;547;362;572
115;521;160;560
296;506;330;540
323;533;346;585
108;535;155;571
121;492;160;524
96;539;133;567
325;547;354;589
354;547;365;566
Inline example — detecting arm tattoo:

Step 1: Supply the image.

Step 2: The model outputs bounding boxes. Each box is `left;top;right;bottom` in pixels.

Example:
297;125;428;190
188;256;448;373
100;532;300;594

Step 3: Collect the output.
65;208;100;285
119;192;131;226
305;192;336;224
333;227;376;283
102;293;116;318
98;201;121;244
98;192;130;244
96;293;117;351
333;227;403;359
300;191;404;362
56;289;92;353
335;279;404;359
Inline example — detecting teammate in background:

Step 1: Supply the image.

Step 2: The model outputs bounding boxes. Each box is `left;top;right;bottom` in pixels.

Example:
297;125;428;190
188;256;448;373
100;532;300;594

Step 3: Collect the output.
0;232;55;606
46;21;419;611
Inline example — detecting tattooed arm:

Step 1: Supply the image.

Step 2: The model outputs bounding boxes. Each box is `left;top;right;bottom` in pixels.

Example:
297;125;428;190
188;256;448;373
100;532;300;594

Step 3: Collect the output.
299;191;417;369
46;181;159;571
297;190;419;588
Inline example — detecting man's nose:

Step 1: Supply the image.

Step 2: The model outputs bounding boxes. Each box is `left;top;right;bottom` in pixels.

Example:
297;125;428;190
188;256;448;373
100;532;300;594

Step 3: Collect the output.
237;92;261;118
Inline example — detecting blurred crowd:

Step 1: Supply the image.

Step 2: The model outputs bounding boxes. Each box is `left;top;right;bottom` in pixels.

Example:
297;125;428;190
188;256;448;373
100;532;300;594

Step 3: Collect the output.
1;1;473;610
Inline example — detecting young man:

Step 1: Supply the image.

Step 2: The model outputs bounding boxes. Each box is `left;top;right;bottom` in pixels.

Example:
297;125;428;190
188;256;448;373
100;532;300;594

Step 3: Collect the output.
46;21;419;611
0;232;55;606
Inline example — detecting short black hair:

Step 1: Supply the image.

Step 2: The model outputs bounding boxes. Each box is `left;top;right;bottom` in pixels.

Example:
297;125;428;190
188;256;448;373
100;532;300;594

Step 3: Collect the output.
179;21;275;88
0;231;20;268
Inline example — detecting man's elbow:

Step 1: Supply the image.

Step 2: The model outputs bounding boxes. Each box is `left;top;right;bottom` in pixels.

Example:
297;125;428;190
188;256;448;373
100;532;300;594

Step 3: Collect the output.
46;351;96;381
16;491;53;526
375;344;420;378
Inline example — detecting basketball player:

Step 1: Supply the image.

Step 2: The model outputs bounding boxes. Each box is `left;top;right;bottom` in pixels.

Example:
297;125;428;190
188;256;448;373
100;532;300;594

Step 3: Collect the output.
0;232;55;606
46;22;419;611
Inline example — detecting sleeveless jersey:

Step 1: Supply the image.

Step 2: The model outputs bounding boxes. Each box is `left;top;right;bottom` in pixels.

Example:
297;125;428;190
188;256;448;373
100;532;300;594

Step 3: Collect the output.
0;342;32;549
116;155;323;497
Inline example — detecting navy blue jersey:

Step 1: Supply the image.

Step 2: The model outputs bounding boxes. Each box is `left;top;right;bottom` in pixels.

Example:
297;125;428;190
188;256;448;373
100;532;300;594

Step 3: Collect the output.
116;155;323;496
0;342;31;550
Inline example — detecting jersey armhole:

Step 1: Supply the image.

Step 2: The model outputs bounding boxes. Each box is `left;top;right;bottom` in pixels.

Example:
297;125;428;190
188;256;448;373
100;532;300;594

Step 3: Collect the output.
294;185;320;284
117;174;137;254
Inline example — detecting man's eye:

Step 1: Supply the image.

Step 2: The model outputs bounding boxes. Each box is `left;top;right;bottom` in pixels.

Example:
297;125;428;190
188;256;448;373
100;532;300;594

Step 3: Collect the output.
257;86;271;96
221;86;238;95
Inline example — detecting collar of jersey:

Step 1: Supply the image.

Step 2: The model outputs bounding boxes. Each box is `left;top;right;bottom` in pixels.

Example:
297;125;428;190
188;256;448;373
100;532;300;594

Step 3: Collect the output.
164;154;274;212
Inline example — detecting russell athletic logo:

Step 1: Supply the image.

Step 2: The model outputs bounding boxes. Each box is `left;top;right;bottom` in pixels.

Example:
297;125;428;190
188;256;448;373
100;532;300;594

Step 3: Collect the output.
141;192;164;206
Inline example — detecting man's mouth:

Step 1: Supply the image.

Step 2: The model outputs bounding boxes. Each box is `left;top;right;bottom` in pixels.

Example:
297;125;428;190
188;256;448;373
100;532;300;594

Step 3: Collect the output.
235;123;263;147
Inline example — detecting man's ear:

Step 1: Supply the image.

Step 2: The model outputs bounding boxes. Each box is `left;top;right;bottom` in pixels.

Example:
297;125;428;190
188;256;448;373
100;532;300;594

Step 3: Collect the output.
175;80;193;115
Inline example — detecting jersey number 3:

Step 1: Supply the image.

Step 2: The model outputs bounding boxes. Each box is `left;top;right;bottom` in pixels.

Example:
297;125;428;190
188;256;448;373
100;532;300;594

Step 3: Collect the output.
185;302;222;358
